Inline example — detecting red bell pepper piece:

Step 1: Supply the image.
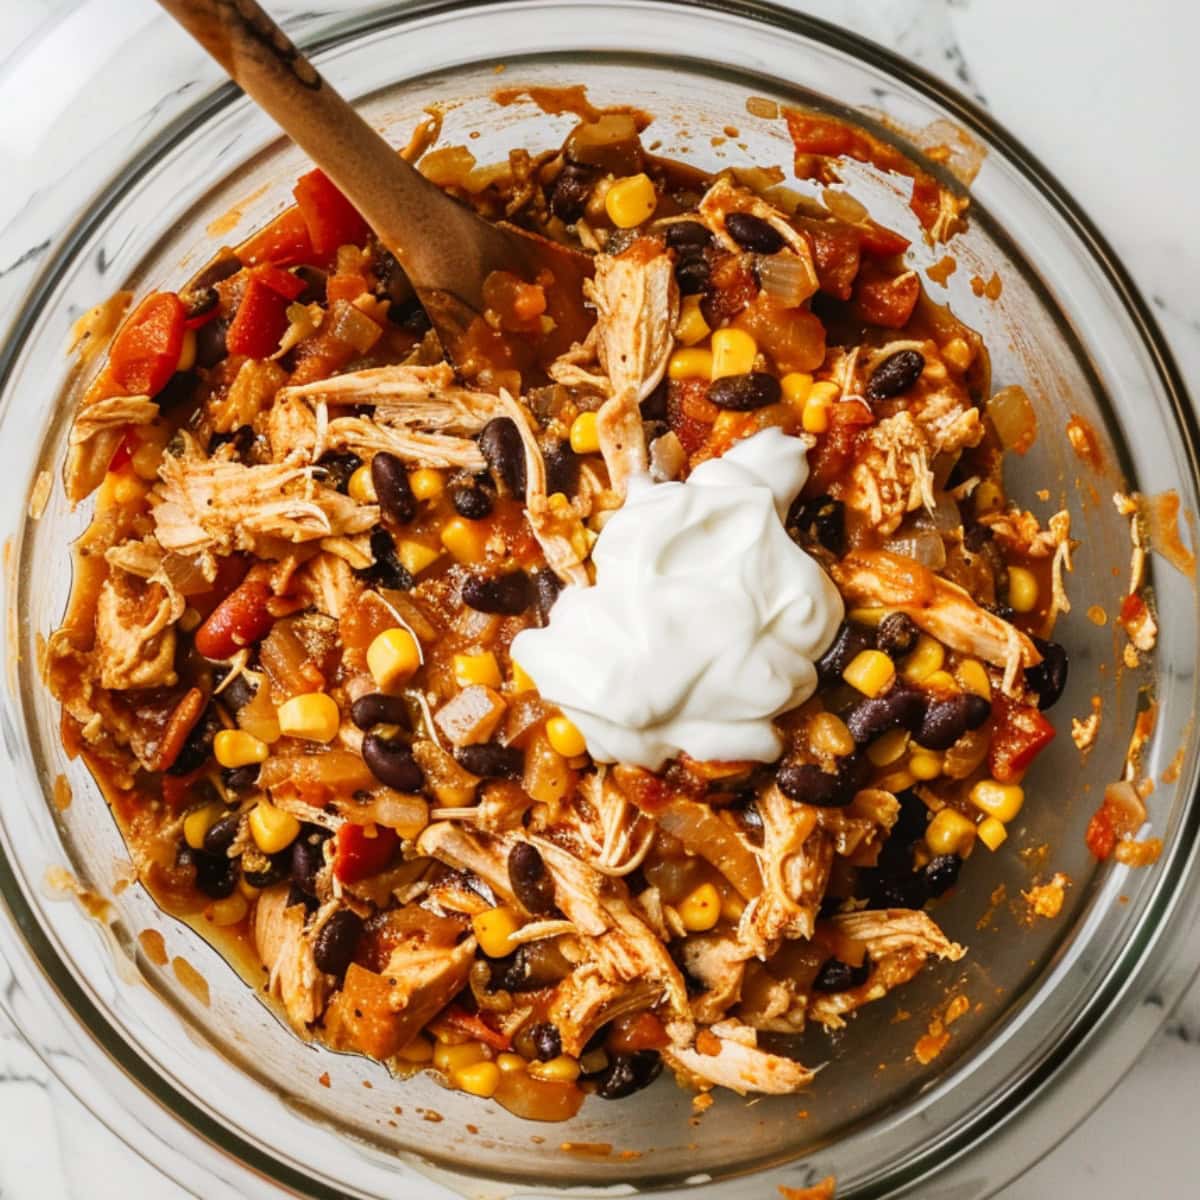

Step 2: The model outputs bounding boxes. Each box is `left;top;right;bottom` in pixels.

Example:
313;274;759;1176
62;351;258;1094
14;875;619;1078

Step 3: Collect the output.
107;427;138;473
109;292;186;397
858;219;911;257
226;274;291;359
193;577;274;659
238;206;314;268
988;696;1056;783
252;261;306;300
442;1004;511;1052
853;265;921;329
293;169;369;259
1085;806;1117;861
333;824;398;884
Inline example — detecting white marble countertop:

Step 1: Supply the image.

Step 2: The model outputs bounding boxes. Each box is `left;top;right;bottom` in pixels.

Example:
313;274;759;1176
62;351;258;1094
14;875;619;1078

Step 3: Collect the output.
0;1;1197;1197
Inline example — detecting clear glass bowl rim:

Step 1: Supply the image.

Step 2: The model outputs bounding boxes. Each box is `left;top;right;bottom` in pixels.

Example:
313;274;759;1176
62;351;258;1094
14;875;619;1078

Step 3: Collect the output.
0;2;1197;1198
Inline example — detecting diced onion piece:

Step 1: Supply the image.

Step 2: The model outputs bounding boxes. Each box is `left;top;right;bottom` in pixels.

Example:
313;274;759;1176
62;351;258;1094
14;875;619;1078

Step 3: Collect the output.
1103;780;1147;838
328;298;383;354
343;789;429;839
882;529;946;570
987;385;1037;455
757;252;819;308
649;431;686;482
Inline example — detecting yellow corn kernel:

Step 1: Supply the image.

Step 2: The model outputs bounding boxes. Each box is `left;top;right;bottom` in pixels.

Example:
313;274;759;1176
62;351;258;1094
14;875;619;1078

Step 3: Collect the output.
810;712;855;758
546;715;587;758
207;893;248;928
977;815;1008;851
802;392;833;434
678;881;721;932
969;779;1025;824
176;327;197;373
528;1055;581;1083
720;888;746;923
605;173;657;228
809;380;841;406
675;295;710;346
1007;566;1039;613
237;877;262;901
509;661;537;694
367;628;421;692
867;727;910;766
397;1035;435;1064
249;802;301;855
925;807;977;857
710;328;757;379
111;473;147;507
909;751;944;781
975;479;1003;513
277;692;341;742
901;635;945;683
496;1052;527;1074
579;1048;609;1075
347;463;377;503
842;649;896;698
942;336;974;372
454;651;502;690
569;410;601;455
923;670;958;693
956;658;992;699
454;1060;501;1098
876;767;915;795
668;347;714;381
847;606;887;628
472;906;522;958
395;538;441;577
183;803;224;851
440;516;488;564
409;468;445;501
213;729;268;769
433;1040;489;1074
781;372;813;407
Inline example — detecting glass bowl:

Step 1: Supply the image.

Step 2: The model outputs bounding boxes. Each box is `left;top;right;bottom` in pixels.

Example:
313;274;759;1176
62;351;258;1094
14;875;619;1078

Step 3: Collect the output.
1;2;1198;1197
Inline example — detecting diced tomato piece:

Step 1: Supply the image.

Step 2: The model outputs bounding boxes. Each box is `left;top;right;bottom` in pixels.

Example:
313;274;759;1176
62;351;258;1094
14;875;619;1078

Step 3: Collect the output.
441;1004;512;1052
107;427;138;473
326;273;369;304
784;111;857;157
858;219;911;257
333;824;399;884
251;261;306;300
293;169;369;260
193;578;274;659
1085;806;1117;861
238;206;314;268
988;697;1056;783
667;378;717;456
802;221;862;300
853;265;921;329
225;275;291;358
805;398;873;497
909;175;943;232
109;292;186;397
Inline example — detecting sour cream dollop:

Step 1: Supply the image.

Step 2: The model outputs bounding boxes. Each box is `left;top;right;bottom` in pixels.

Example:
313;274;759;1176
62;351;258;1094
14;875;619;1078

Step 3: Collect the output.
511;428;844;769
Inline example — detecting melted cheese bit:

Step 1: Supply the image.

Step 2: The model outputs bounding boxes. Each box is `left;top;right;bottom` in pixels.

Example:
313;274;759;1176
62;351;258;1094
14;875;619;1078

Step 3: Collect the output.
512;428;843;769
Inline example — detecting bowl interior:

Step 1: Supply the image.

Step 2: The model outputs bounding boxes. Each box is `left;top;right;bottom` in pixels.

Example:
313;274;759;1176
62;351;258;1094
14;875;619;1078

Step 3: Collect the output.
1;4;1197;1198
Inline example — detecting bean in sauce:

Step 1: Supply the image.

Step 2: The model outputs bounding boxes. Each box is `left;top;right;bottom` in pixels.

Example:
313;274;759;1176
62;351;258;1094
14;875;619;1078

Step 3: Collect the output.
507;842;557;916
455;742;525;779
371;451;417;525
461;570;533;615
706;372;780;411
350;693;411;731
866;350;925;403
725;211;785;254
479;417;526;497
313;909;365;976
362;732;424;792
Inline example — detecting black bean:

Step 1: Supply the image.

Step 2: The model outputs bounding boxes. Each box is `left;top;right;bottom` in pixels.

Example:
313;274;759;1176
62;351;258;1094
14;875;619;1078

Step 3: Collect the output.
812;957;871;993
194;317;229;368
154;370;200;412
182;286;218;322
286;883;320;913
595;1051;662;1100
486;943;569;993
776;761;853;807
290;830;330;895
202;812;241;857
875;612;919;658
530;1022;563;1062
844;688;928;745
963;693;992;729
479;417;526;496
816;622;876;686
357;528;414;591
362;732;424;792
221;764;259;792
388;296;432;335
551;161;596;222
532;569;562;626
787;494;845;557
461;570;532;615
207;424;254;459
167;704;222;776
450;481;494;520
707;372;780;412
866;350;925;403
1025;637;1068;710
371;451;417;525
291;264;327;305
735;800;765;845
544;439;579;496
350;693;410;731
917;692;991;751
640;379;669;422
665;221;712;250
923;853;962;898
455;742;524;780
218;672;257;712
674;249;710;295
187;849;238;899
242;854;287;889
725;211;786;254
317;451;362;493
508;842;557;916
313;909;364;976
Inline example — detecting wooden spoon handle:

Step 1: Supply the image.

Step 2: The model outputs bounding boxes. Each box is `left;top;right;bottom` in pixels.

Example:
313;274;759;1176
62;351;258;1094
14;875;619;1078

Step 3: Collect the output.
156;0;509;298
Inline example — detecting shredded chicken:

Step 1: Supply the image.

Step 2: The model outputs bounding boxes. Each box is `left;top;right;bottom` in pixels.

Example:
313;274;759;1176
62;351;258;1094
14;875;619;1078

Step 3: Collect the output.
665;1019;818;1095
93;574;183;690
65;394;158;503
254;886;333;1030
846;411;937;535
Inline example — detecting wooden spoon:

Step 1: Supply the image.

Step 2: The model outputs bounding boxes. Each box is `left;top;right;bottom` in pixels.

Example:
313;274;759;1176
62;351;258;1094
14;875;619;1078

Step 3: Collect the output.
156;0;592;385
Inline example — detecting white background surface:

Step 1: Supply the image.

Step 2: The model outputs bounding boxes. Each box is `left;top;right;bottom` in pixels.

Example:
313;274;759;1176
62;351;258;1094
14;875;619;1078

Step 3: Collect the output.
1;1;1197;1197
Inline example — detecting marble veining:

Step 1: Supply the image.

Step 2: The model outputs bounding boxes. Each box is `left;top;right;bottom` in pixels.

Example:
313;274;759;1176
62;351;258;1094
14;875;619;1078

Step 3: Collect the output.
0;1;1196;1197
